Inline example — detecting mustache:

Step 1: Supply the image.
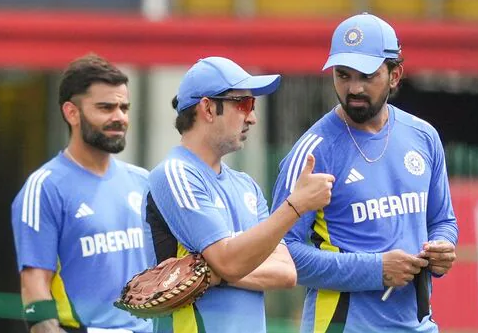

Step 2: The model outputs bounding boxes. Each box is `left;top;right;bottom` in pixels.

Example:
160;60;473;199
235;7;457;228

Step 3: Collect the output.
346;94;370;104
103;121;127;131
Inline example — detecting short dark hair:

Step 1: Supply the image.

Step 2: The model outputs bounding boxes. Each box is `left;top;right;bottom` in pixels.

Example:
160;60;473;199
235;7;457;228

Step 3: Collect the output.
58;54;128;131
174;90;229;134
384;56;404;73
384;55;404;96
175;104;197;135
171;95;179;110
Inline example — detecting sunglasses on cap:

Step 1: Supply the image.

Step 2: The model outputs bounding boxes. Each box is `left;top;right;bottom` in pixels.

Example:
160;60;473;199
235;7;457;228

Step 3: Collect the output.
194;95;256;115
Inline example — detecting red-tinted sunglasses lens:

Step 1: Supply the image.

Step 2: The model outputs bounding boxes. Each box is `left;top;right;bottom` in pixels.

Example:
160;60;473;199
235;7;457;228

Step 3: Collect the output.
237;97;255;114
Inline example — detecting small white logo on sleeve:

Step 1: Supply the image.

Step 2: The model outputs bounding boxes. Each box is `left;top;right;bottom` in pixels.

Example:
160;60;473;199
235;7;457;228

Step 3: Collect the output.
404;151;425;176
128;191;142;215
244;192;257;215
25;305;35;314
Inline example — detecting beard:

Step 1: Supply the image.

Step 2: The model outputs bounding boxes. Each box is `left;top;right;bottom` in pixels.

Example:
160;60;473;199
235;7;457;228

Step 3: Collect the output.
216;134;243;157
79;110;127;153
337;88;390;124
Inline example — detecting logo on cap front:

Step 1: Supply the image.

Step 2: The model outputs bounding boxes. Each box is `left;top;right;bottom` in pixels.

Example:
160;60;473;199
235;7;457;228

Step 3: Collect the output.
344;27;364;46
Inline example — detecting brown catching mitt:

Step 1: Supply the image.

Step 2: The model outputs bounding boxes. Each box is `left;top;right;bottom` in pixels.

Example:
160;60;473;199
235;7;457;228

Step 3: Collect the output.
114;254;211;318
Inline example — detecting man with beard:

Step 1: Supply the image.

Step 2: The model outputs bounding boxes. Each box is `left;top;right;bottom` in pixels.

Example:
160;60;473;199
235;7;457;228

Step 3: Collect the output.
145;56;334;333
271;13;458;333
11;54;154;333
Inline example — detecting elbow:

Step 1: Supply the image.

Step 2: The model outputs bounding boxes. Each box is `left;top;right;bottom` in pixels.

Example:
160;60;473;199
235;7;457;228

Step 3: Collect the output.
282;267;297;289
272;260;297;289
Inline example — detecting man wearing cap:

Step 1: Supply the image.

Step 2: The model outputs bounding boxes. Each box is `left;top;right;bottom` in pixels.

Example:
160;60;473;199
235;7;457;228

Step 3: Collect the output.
271;13;458;332
144;56;335;333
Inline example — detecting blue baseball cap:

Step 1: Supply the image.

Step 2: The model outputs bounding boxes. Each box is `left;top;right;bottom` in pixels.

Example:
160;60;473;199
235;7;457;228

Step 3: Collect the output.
323;13;401;74
176;56;281;112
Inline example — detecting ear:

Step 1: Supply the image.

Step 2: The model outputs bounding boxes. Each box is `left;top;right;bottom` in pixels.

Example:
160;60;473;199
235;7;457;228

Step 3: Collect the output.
62;101;80;127
390;64;403;89
196;98;216;123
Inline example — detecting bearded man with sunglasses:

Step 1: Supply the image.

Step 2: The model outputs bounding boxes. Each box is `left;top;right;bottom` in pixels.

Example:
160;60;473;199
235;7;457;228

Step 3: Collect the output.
144;56;335;333
271;13;458;333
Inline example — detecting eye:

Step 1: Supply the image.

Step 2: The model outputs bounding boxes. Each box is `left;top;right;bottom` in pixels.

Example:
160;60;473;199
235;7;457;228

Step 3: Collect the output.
120;104;130;113
97;104;115;111
335;69;350;79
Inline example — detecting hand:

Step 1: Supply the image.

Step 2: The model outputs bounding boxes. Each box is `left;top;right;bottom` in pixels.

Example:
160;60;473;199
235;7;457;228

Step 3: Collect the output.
382;249;428;287
157;257;178;268
288;154;335;214
30;319;67;333
418;240;456;276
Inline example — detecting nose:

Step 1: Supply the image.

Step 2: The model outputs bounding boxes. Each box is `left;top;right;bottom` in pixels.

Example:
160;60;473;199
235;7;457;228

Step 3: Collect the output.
348;78;365;95
112;106;128;123
246;110;257;125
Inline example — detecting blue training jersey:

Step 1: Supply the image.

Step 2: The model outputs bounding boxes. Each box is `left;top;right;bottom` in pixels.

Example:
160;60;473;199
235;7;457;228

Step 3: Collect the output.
147;146;269;333
271;105;458;333
11;152;154;332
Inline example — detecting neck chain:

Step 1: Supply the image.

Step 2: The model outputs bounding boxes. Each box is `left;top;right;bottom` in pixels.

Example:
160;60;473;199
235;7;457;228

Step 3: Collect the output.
341;108;391;163
64;148;86;169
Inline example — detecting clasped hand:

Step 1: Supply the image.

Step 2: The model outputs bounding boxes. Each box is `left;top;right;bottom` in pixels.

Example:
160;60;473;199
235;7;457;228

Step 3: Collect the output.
418;240;456;276
382;240;456;287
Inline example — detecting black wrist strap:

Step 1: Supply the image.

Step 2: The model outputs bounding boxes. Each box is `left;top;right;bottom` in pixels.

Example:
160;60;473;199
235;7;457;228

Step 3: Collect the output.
285;198;301;218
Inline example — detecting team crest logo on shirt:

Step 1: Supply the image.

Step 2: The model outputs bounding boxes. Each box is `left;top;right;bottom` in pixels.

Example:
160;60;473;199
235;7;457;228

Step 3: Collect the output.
243;192;257;215
344;27;364;46
404;151;425;176
128;191;142;215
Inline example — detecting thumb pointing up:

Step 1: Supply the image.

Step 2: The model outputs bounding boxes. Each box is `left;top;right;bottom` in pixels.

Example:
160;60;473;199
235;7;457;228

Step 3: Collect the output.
302;154;315;175
289;154;335;214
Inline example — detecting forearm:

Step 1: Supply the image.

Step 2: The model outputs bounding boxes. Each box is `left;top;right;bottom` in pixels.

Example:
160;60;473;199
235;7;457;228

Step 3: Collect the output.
230;261;295;291
288;241;383;292
21;268;61;333
205;202;299;282
427;167;458;246
229;246;296;291
21;268;54;303
428;219;458;245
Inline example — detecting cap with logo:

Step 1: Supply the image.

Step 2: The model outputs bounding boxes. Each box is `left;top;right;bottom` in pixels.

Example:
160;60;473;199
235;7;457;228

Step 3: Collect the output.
322;13;401;74
176;56;281;112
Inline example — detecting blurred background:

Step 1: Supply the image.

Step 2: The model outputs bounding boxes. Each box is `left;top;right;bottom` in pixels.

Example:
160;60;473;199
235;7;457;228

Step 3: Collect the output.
0;0;477;332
